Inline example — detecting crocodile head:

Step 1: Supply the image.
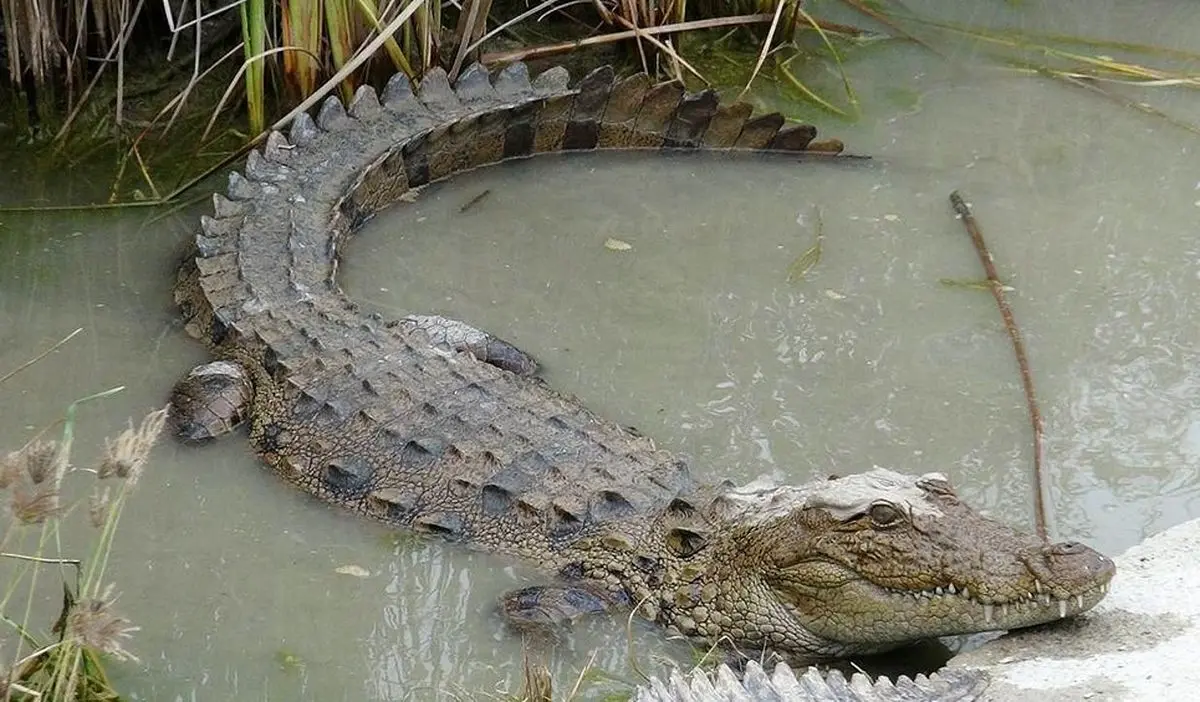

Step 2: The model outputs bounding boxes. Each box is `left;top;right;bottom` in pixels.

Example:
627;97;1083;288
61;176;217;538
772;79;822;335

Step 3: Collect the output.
663;469;1114;661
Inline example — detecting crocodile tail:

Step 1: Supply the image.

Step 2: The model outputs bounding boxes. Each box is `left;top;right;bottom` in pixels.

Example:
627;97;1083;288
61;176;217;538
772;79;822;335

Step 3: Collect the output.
636;661;990;702
332;61;843;258
180;60;847;365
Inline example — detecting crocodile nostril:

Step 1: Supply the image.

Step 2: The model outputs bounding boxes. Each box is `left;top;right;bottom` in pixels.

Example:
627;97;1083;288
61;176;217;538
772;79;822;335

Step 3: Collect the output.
1050;541;1088;556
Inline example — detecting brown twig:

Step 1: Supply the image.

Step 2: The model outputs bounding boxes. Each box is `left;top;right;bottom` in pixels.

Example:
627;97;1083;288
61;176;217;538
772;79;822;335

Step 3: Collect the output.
948;191;1047;541
837;0;943;56
481;14;776;64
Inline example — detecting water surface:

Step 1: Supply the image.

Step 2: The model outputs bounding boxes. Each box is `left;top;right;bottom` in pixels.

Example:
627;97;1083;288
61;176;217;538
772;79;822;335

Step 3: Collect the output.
1;1;1198;699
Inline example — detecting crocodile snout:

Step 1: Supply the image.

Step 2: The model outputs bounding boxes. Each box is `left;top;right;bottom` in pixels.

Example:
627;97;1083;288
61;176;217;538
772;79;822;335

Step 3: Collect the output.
1022;539;1116;595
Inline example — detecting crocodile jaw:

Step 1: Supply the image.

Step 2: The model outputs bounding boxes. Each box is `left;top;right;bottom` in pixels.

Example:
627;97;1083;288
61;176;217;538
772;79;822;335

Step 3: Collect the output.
771;557;1114;648
676;469;1117;659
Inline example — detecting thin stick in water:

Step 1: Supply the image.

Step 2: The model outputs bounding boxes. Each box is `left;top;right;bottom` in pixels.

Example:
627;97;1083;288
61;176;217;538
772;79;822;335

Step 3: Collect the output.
0;553;83;567
0;328;84;386
948;190;1047;541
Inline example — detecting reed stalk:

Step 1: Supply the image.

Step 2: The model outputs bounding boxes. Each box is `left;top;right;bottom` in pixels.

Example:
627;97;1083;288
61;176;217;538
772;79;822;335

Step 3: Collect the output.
0;329;167;700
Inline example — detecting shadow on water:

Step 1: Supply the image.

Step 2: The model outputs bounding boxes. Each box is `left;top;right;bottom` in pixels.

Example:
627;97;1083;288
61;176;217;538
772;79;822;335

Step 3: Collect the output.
2;0;1200;698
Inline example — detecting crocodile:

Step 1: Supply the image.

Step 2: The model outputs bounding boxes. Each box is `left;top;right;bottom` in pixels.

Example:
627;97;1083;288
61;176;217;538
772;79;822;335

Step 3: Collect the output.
169;61;1115;700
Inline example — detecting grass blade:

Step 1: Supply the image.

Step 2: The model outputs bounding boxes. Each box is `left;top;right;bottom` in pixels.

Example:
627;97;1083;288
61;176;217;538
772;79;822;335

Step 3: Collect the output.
325;0;359;101
354;0;416;77
240;0;268;134
282;0;326;99
797;5;860;119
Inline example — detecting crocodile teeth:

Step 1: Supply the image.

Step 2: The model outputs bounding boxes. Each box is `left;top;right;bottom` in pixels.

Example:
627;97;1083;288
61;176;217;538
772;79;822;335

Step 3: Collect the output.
1034;579;1043;594
885;580;1103;623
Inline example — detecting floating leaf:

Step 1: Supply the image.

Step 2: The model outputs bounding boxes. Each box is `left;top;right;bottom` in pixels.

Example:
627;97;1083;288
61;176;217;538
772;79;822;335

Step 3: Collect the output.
335;564;370;578
276;649;306;673
604;238;633;251
787;205;824;285
787;244;822;284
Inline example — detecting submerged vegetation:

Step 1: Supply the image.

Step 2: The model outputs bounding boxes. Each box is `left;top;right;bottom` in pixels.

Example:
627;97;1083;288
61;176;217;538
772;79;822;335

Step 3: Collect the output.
0;329;167;700
0;0;1196;206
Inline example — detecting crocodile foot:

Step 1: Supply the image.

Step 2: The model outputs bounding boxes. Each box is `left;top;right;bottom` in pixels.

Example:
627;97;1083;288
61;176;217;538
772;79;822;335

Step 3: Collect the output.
169;360;253;442
499;583;619;632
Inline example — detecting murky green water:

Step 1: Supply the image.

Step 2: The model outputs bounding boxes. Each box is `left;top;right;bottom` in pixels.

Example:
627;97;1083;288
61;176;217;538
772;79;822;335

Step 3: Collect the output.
2;1;1198;699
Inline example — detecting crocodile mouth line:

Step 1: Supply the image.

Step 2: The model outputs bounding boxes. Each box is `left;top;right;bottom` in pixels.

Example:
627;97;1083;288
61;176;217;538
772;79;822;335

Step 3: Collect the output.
879;580;1113;625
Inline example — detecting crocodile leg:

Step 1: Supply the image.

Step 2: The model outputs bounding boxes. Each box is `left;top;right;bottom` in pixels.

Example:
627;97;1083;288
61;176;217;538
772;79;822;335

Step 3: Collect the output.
397;313;538;375
499;583;622;629
169;360;254;442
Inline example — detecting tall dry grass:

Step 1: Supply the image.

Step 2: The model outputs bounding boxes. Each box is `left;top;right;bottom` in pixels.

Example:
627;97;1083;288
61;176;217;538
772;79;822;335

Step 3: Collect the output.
0;328;167;700
0;0;1195;207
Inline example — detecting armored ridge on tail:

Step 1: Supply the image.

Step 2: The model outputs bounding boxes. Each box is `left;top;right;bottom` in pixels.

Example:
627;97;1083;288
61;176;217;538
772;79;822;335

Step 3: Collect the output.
170;61;1114;700
636;661;990;702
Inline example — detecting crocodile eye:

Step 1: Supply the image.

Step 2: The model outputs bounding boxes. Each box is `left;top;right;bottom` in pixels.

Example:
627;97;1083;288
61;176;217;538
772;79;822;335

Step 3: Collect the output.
868;502;902;527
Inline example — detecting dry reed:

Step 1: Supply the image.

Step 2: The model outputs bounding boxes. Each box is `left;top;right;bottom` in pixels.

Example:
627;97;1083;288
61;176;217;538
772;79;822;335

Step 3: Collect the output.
0;329;168;700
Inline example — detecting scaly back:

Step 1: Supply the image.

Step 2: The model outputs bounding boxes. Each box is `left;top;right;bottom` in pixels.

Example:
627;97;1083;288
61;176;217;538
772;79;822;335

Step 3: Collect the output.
172;62;846;563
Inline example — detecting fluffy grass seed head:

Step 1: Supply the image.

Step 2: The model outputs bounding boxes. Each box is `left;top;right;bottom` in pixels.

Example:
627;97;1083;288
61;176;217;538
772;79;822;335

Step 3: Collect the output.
5;440;68;524
66;584;140;663
96;406;169;487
